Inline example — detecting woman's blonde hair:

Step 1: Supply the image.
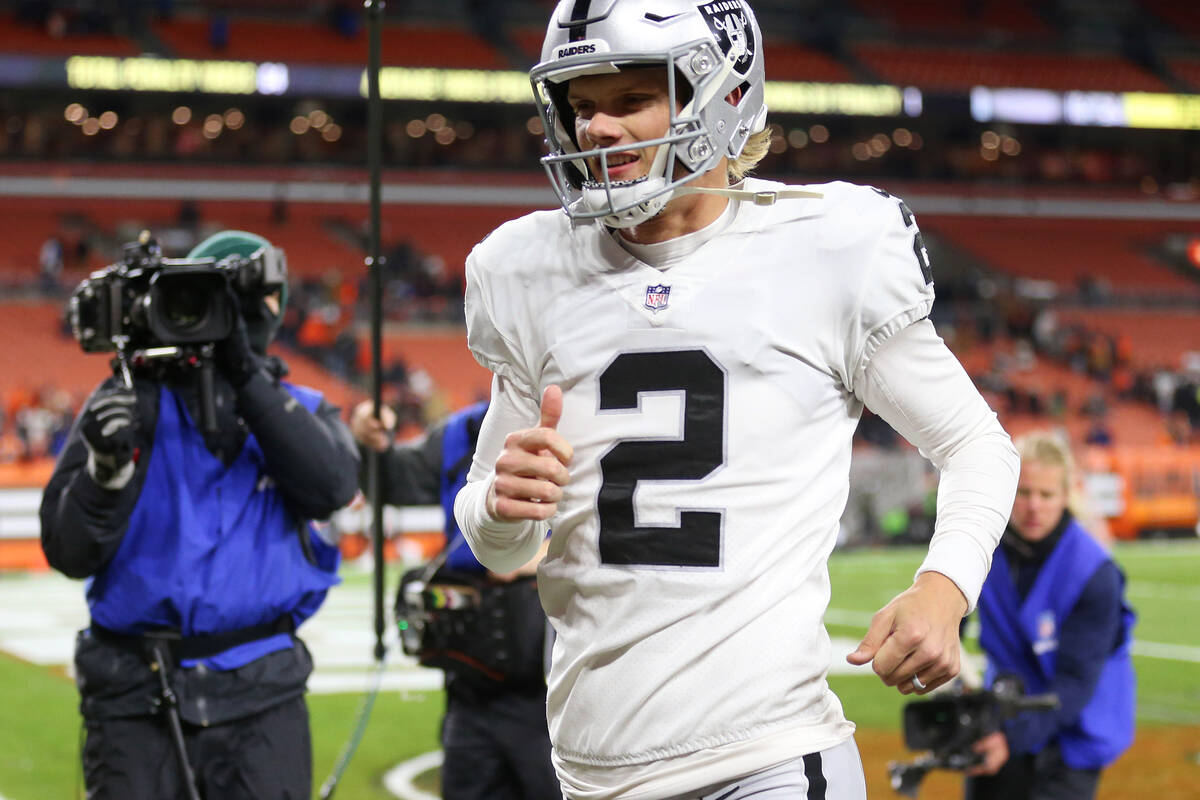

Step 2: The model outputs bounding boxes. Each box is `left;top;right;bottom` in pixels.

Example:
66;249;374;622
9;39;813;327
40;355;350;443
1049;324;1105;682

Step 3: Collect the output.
1014;430;1083;515
728;128;772;183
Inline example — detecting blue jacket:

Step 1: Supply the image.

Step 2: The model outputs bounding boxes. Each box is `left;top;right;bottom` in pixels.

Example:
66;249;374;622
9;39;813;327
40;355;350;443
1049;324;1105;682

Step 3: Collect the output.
979;518;1136;768
439;401;490;573
86;383;341;670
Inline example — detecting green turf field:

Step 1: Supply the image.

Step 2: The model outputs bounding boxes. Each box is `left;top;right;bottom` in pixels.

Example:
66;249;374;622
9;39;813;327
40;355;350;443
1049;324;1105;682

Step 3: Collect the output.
1;540;1196;799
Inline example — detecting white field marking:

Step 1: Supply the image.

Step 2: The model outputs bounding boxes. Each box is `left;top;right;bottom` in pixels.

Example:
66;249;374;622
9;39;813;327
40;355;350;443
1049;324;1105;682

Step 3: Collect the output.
382;750;442;800
824;608;875;627
1130;641;1200;662
1126;583;1200;602
1111;541;1200;559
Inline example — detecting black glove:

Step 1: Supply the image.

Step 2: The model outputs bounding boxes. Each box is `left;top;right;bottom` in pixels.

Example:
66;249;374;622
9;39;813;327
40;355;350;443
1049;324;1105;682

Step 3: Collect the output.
215;291;264;388
80;384;137;487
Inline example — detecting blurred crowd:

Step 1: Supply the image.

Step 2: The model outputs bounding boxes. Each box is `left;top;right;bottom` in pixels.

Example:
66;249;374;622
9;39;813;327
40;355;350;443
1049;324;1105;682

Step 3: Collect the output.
5;102;1198;195
0;384;79;464
13;214;1200;462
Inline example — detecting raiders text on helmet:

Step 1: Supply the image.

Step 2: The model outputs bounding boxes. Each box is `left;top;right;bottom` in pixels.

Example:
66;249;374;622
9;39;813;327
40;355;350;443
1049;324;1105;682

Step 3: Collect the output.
530;0;768;228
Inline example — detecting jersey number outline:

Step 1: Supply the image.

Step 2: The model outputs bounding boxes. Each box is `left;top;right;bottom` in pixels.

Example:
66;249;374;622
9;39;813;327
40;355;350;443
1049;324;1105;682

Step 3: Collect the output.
596;349;726;567
871;186;933;284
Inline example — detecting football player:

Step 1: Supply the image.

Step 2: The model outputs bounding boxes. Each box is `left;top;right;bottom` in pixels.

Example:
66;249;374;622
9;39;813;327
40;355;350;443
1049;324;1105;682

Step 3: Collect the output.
454;1;1021;798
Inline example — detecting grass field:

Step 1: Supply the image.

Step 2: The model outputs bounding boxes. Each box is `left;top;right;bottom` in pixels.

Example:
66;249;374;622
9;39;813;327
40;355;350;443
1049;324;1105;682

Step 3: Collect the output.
1;540;1197;799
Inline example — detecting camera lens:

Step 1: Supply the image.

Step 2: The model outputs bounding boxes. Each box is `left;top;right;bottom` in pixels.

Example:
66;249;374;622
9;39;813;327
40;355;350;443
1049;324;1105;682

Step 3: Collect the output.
146;269;234;344
161;283;210;331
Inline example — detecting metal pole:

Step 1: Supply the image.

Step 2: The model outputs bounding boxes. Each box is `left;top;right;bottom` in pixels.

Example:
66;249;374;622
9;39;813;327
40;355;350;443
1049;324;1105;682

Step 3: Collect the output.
317;6;387;797
365;0;387;665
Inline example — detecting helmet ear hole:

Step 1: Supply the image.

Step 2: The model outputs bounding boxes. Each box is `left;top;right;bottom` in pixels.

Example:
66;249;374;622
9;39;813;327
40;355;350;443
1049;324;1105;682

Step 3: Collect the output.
672;67;694;107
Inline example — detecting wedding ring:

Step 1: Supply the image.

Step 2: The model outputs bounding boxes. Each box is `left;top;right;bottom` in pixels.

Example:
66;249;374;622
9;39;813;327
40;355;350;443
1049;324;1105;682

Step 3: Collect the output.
911;675;927;691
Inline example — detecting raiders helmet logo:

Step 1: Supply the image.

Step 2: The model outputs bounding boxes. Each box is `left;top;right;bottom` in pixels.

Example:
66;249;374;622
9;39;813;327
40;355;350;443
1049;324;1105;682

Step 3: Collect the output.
698;1;756;74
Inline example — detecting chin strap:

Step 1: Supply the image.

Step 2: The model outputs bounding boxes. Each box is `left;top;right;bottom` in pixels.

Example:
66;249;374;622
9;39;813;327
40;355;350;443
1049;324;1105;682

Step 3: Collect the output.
674;186;825;205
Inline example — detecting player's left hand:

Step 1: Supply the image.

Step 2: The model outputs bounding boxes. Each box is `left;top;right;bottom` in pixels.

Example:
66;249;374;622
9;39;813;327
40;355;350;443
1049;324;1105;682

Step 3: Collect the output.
845;570;968;695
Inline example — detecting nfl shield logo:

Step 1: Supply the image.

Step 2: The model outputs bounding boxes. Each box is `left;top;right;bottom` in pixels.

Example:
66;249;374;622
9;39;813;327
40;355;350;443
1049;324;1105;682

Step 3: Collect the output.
1037;611;1056;640
644;284;670;312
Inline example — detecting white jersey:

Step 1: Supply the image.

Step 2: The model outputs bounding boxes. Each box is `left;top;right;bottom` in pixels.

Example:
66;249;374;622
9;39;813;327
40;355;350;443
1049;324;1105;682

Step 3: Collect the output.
463;179;937;798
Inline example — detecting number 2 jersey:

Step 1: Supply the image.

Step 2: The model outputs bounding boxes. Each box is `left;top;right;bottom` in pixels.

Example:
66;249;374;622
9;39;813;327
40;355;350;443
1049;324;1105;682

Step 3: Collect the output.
461;179;963;799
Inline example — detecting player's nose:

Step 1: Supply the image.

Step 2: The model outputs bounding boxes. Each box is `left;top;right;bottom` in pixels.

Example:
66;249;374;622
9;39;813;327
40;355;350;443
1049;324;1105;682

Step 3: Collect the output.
581;112;622;145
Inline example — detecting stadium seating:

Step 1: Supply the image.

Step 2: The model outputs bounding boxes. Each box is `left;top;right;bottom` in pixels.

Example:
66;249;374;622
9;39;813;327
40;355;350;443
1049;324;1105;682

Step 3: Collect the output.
1052;309;1200;370
358;328;491;411
923;216;1200;297
761;42;856;83
851;0;1053;38
153;17;514;69
0;300;361;411
854;44;1168;92
0;16;139;56
957;338;1168;449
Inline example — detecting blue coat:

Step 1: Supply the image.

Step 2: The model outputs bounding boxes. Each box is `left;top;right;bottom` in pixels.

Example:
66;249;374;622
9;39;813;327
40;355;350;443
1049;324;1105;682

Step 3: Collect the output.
978;519;1135;768
86;383;341;670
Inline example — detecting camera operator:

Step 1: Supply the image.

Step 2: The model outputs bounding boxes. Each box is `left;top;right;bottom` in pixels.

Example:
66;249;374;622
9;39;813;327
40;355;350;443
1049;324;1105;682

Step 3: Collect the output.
350;399;559;800
965;432;1135;800
40;230;360;799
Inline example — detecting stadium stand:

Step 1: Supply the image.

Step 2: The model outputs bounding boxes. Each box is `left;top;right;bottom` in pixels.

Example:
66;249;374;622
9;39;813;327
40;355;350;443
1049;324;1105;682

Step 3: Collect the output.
2;0;1199;549
1053;309;1200;370
853;44;1170;92
153;17;516;69
0;300;362;412
0;15;140;56
760;42;857;83
923;216;1200;298
851;0;1054;38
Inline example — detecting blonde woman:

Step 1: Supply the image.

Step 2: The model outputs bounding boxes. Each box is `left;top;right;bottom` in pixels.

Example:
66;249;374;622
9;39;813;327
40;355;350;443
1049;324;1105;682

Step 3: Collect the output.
966;432;1136;800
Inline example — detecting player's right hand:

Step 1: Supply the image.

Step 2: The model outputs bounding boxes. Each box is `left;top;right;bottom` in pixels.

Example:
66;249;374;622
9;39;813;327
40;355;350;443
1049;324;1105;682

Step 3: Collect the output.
349;400;396;453
487;384;572;523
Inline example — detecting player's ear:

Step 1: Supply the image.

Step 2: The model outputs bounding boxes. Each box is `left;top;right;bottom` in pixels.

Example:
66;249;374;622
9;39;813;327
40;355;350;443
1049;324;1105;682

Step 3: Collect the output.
724;86;744;106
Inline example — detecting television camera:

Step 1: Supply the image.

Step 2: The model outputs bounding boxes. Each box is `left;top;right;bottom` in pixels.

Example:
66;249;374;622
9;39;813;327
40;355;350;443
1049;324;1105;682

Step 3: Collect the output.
887;675;1059;797
68;231;287;431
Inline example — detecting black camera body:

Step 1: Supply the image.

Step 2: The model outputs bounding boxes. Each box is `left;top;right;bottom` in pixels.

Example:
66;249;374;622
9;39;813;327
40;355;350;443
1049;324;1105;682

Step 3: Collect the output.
888;676;1059;797
69;233;287;356
395;566;547;692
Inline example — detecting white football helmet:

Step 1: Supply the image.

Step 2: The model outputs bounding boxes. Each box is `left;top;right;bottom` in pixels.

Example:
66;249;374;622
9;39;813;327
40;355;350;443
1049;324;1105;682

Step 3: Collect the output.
531;0;768;228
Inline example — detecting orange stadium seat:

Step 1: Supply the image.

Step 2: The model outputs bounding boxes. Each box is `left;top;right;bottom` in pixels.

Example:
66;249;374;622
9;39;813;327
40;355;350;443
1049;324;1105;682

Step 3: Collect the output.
854;44;1168;92
510;28;854;82
380;204;539;278
763;43;854;83
923;216;1200;296
153;16;513;69
0;17;139;56
357;328;489;411
852;0;1053;38
1052;310;1200;370
0;301;362;411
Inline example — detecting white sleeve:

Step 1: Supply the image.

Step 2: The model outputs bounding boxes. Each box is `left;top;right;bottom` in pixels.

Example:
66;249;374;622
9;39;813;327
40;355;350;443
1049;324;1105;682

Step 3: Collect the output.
855;319;1020;613
841;188;936;394
453;373;551;574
